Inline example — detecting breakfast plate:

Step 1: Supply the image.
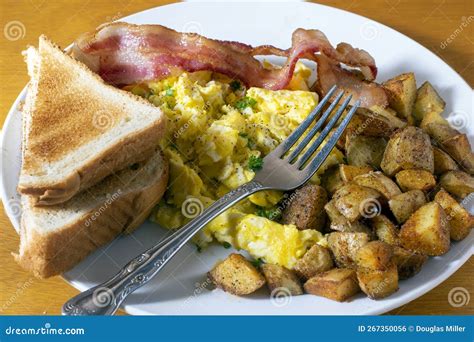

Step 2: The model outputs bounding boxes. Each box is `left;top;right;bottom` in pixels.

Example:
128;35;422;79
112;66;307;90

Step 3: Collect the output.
1;2;473;315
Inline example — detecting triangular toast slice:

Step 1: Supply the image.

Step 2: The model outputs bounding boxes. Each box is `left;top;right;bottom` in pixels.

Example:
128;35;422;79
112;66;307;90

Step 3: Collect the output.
18;35;166;205
15;148;168;278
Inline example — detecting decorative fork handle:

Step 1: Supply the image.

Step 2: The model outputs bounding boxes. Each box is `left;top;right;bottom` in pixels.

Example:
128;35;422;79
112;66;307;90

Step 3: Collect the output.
62;181;264;315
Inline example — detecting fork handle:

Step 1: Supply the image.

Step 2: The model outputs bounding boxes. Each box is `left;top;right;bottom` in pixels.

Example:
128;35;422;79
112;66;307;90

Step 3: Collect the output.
62;181;264;315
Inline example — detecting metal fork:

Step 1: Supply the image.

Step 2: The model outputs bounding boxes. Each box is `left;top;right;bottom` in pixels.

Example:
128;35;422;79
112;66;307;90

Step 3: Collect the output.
62;86;360;315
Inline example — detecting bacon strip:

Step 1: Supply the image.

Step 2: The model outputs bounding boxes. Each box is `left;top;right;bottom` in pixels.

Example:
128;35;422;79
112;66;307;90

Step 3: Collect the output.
313;54;388;108
73;22;383;106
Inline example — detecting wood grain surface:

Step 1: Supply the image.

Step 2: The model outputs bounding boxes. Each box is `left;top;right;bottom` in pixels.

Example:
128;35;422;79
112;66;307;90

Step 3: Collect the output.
0;0;472;315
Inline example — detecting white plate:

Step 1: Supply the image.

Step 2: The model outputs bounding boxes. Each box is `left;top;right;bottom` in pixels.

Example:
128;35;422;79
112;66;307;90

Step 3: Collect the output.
1;2;473;315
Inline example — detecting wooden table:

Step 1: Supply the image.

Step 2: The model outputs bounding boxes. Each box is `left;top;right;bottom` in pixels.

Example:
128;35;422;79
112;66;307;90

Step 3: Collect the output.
0;0;472;315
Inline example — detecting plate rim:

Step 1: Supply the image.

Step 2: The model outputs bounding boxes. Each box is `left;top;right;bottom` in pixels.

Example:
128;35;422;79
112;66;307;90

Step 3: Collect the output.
1;1;473;316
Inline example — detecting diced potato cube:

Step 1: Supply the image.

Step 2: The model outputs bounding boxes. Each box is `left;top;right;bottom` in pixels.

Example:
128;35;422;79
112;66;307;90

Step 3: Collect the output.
433;146;458;175
392;246;428;280
413;81;446;124
208;254;265;295
382;72;417;124
345;135;387;169
388;190;426;224
321;165;345;195
381;126;434;176
356;263;399;299
261;264;303;296
339;164;373;183
440;171;474;199
434;189;474;241
324;200;373;234
294;244;333;279
371;214;400;245
353;171;402;200
395;169;436;192
355;241;393;271
327;232;370;268
333;183;382;222
304;268;360;302
282;184;328;231
399;202;450;256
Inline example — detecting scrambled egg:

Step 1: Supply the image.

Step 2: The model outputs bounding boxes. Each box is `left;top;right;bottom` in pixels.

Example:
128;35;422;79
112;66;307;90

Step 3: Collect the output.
127;63;342;269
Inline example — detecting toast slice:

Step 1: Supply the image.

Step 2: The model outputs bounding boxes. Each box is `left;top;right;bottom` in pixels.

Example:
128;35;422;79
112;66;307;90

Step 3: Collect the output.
18;35;166;205
14;148;168;278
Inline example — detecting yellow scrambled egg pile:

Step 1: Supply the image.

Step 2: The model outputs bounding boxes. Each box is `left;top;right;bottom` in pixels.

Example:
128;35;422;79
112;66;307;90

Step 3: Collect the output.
127;63;343;269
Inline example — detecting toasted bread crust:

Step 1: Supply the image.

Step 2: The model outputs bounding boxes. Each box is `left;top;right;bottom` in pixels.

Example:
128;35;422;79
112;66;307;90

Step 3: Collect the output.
14;153;169;278
18;123;164;205
18;35;166;205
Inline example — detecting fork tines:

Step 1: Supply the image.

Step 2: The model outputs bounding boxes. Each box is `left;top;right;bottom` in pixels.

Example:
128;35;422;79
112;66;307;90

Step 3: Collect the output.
275;86;360;177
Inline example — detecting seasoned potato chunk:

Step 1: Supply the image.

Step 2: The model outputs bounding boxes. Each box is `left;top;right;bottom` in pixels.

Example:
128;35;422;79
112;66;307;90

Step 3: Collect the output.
381;126;434;176
321;165;345;195
261;264;303;296
327;232;370;268
282;184;328;231
371;214;400;245
355;241;394;271
294;244;333;279
392;246;428;280
356;263;399;299
208;254;265;295
442;134;474;174
413;81;446;124
434;189;474;241
421;113;474;173
433;146;458;175
382;72;417;124
348;107;406;138
395;169;436;192
440;171;474;199
388;190;426;224
353;171;402;200
339;164;373;183
304;268;360;302
399;202;450;256
324;200;372;234
345;135;387;168
333;183;382;222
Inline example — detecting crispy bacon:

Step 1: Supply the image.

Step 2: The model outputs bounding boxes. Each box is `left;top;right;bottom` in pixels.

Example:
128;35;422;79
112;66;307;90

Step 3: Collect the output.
313;54;388;108
73;22;384;107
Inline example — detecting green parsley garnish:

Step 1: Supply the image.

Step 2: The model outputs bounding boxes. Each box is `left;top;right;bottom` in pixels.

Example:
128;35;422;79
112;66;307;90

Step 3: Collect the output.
256;207;282;221
251;258;265;268
235;97;257;110
248;155;263;171
165;87;174;96
238;132;248;138
195;244;202;253
222;242;232;249
230;80;241;91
